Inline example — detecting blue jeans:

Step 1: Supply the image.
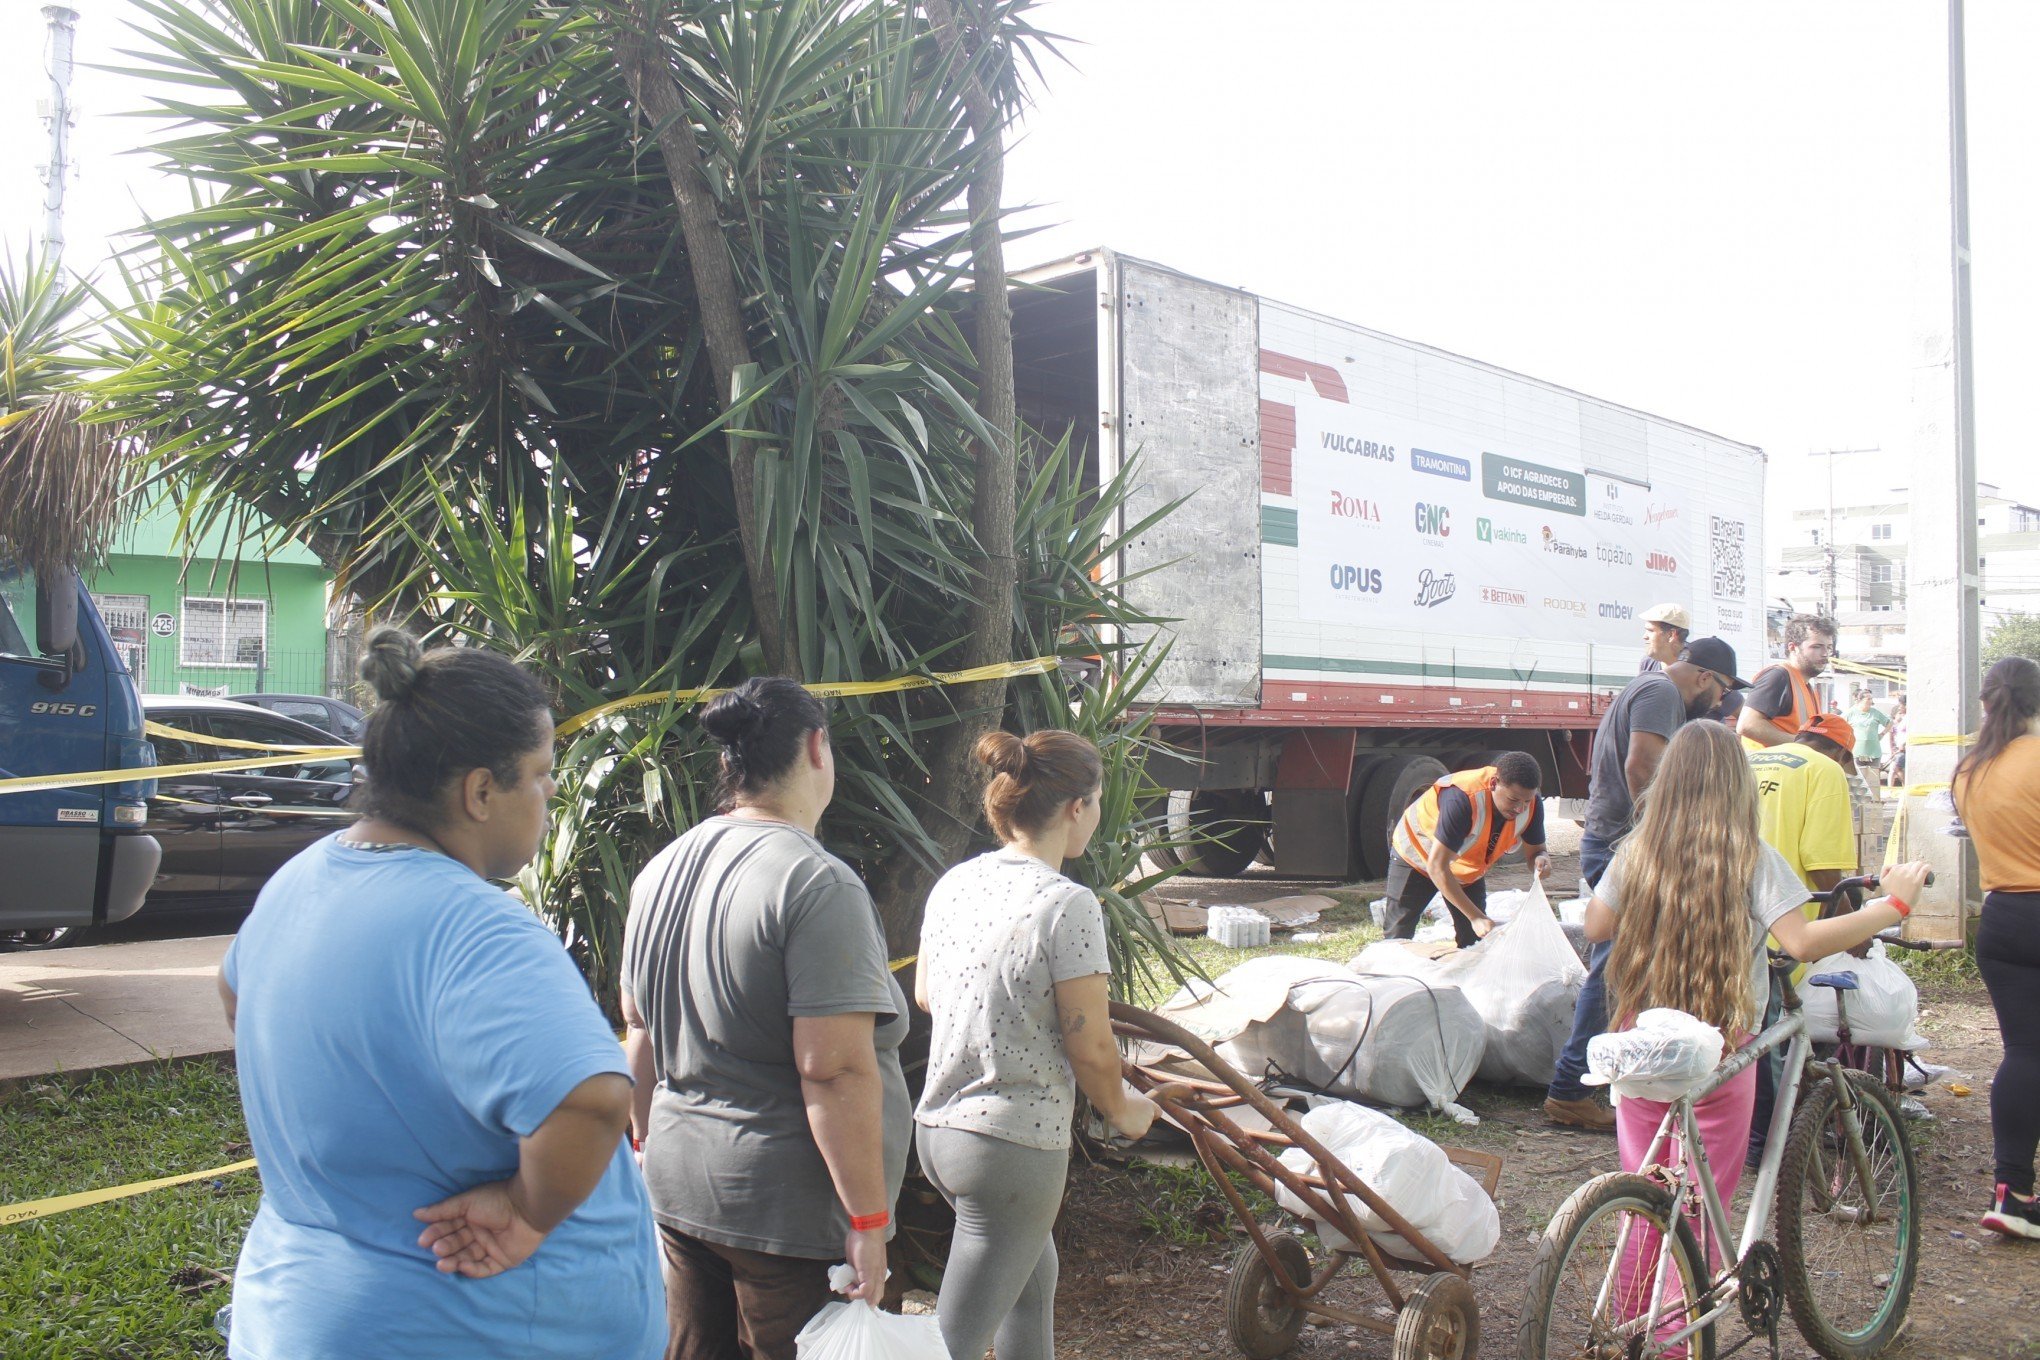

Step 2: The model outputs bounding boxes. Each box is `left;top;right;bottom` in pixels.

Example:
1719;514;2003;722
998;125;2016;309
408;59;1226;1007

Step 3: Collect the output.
1548;831;1619;1102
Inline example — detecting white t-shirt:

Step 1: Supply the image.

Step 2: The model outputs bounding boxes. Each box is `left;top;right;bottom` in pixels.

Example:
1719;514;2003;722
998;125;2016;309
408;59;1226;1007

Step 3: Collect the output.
1598;840;1808;1025
913;848;1110;1151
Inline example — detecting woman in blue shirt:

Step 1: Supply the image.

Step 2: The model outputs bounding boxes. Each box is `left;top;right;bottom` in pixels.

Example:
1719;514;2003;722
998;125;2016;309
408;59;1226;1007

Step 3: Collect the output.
217;627;663;1358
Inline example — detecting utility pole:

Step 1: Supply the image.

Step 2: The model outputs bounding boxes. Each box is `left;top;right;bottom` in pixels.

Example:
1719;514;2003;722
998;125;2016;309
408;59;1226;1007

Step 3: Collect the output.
1902;0;1981;942
38;4;80;259
1808;446;1878;651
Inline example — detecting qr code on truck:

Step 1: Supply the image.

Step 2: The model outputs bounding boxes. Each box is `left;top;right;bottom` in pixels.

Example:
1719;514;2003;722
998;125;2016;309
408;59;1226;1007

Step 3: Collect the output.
1711;516;1747;600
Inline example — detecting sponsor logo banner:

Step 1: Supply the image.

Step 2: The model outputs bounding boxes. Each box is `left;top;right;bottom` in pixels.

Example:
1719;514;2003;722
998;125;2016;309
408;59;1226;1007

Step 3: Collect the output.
1598;601;1636;620
1328;491;1381;522
1411;448;1471;481
1596;542;1634;567
1646;550;1678;574
1476;516;1527;545
1646;502;1679;530
1593;478;1635;526
1414;501;1451;541
1481;586;1527;607
1543;596;1588;617
1483;452;1586;516
1328;564;1384;595
1542;526;1587;559
1414;569;1457;607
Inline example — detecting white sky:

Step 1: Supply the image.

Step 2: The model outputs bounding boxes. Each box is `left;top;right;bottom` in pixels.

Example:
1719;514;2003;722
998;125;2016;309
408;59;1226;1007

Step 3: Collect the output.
6;1;2035;569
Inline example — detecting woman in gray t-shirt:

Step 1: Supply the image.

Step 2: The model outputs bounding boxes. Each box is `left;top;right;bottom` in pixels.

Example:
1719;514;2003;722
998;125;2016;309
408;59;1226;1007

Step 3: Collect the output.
622;679;907;1360
914;730;1157;1360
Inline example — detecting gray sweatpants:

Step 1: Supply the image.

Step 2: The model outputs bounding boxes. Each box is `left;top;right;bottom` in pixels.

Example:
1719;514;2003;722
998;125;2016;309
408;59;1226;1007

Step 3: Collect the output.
916;1122;1069;1360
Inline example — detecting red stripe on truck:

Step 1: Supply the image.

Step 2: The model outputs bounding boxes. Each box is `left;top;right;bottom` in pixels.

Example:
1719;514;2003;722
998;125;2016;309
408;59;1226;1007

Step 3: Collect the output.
1258;350;1348;497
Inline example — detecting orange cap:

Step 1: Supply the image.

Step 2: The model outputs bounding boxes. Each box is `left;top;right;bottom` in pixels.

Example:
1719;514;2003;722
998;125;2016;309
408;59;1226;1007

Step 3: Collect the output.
1804;714;1856;750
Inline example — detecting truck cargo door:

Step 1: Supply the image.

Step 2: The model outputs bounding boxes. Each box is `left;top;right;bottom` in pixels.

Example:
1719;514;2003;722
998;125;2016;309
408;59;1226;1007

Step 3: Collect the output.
1111;257;1262;707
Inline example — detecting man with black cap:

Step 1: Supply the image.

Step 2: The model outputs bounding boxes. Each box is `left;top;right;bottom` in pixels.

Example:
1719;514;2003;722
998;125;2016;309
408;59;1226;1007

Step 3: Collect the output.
1544;636;1750;1129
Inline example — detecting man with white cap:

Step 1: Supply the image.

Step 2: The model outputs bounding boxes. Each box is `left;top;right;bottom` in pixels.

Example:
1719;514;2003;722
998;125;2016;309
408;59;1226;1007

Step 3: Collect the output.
1638;603;1691;673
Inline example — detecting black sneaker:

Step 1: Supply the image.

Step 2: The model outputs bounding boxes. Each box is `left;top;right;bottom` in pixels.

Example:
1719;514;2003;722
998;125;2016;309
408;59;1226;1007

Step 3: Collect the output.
1981;1184;2040;1241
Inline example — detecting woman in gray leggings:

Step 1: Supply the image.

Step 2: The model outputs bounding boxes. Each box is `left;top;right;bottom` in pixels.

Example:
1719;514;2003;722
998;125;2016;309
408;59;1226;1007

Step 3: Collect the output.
913;730;1158;1359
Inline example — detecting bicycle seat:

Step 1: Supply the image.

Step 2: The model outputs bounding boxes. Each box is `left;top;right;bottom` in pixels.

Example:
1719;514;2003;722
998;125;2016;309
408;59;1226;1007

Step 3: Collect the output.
1809;970;1861;991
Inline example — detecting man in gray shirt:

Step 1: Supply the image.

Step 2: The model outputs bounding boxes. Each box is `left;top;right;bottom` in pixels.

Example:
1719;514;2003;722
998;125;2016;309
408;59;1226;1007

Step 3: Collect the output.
1546;637;1748;1129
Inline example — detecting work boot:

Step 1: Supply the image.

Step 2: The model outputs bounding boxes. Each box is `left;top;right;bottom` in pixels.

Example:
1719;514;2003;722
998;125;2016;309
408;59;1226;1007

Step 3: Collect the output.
1543;1095;1616;1131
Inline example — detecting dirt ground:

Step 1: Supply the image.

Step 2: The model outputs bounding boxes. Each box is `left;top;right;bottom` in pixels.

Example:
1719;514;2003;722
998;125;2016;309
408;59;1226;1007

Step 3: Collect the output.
1049;835;2040;1360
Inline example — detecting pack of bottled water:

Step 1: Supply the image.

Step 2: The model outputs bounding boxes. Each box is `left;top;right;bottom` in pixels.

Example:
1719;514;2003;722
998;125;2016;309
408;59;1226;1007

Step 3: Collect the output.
1205;905;1272;949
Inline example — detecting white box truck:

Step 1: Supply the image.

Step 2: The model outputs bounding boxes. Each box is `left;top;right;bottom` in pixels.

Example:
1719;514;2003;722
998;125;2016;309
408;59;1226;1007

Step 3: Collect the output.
1009;250;1767;878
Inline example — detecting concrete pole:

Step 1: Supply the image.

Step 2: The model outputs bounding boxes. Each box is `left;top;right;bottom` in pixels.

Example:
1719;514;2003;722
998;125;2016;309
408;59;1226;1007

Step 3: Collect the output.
40;5;80;260
1900;0;1981;942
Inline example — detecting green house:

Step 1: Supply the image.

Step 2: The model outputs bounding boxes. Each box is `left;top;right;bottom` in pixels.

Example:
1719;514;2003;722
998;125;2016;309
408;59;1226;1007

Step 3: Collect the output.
83;499;334;698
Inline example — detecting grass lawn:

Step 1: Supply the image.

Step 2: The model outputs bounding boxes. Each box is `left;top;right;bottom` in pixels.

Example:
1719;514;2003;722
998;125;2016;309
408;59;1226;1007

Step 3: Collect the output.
1129;887;1385;1005
1;1060;255;1359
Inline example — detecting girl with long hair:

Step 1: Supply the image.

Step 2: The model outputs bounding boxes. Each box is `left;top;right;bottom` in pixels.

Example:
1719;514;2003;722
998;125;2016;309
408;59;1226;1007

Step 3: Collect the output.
913;730;1158;1360
1584;722;1929;1328
1953;656;2040;1239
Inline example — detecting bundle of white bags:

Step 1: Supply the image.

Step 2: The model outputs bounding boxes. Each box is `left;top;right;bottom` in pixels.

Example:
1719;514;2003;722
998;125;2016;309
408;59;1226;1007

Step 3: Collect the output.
1272;1101;1499;1264
1583;1008;1726;1102
1800;941;1927;1049
1350;879;1586;1088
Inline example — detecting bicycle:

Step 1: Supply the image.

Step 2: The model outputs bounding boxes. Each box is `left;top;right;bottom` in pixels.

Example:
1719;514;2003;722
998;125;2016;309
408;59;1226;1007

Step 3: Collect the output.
1518;874;1923;1360
1803;879;1964;1096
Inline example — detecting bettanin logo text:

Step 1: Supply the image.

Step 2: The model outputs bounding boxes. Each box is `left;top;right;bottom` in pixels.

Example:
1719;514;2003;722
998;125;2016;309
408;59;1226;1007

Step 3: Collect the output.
1481;586;1527;606
1414;503;1451;538
1321;432;1396;463
1328;491;1381;521
1646;551;1678;574
1414;569;1457;607
1541;526;1587;558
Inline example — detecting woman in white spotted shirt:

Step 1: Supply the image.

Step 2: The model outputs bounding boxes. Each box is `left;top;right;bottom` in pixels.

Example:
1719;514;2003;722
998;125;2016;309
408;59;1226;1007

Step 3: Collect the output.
913;730;1158;1360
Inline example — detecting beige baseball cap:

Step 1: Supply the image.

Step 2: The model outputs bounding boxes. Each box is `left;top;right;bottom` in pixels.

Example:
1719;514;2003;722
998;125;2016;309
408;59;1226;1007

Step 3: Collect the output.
1642;603;1692;630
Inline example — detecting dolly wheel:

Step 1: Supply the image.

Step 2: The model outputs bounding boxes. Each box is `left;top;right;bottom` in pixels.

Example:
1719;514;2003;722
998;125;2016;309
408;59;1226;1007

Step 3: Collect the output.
1392;1273;1479;1360
1224;1231;1312;1358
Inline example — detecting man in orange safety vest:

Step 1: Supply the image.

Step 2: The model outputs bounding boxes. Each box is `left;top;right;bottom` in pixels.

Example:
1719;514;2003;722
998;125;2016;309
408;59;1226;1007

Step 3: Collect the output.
1738;613;1836;747
1383;751;1551;948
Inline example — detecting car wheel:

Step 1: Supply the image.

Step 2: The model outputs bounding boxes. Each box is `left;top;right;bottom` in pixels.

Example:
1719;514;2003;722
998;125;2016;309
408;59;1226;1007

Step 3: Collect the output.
0;926;85;952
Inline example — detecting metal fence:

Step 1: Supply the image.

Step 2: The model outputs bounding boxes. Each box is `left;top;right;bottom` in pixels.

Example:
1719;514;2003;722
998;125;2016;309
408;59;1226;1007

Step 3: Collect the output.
141;648;347;701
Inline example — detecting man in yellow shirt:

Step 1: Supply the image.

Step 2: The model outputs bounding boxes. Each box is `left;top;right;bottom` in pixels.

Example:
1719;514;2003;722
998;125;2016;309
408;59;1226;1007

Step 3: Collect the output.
1745;713;1859;1166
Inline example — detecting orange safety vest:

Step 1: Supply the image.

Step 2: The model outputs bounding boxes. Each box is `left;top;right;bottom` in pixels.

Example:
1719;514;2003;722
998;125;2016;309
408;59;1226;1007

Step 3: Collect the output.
1754;662;1823;738
1391;767;1537;883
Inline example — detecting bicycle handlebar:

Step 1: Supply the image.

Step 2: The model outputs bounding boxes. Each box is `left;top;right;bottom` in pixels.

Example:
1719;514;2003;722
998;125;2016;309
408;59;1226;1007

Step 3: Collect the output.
1810;870;1936;913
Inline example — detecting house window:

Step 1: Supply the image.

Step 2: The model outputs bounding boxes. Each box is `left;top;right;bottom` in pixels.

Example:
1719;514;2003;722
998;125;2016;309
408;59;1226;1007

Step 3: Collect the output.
181;597;269;668
1868;563;1893;584
1871;523;1892;540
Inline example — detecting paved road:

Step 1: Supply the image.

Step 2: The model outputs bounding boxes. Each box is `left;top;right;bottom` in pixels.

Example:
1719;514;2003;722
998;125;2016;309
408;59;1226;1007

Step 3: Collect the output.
0;931;235;1084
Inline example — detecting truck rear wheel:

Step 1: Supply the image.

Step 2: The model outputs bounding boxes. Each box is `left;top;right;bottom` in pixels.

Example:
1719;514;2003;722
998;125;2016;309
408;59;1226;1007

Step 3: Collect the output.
1177;790;1268;878
1354;754;1447;884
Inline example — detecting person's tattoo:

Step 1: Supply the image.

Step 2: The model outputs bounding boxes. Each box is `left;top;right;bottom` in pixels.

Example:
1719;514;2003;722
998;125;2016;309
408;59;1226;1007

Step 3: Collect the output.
1065;1010;1087;1034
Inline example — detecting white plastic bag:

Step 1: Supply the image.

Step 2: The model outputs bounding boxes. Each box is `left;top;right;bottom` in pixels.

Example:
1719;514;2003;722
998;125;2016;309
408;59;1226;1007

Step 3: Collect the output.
1272;1101;1499;1264
1351;879;1586;1087
1584;1008;1727;1102
796;1297;946;1360
1800;943;1925;1049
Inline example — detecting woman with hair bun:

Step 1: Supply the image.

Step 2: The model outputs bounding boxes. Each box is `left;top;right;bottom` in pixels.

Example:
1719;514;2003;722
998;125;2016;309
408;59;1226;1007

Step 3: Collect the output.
913;729;1158;1360
622;678;908;1360
1954;656;2040;1240
217;627;664;1358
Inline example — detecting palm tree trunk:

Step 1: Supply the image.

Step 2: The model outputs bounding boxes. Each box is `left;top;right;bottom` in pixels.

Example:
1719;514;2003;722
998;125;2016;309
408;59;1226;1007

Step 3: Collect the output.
614;3;792;676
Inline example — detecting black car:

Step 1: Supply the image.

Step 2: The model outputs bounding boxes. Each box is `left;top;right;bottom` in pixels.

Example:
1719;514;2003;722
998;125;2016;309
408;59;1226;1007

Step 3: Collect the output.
0;698;355;950
226;692;367;743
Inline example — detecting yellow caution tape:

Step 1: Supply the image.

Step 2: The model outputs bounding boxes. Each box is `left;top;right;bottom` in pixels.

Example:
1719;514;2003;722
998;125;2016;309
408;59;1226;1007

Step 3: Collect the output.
1;658;1060;796
1832;658;1908;683
0;1158;258;1226
889;954;915;973
554;656;1059;738
1905;733;1972;746
144;720;338;754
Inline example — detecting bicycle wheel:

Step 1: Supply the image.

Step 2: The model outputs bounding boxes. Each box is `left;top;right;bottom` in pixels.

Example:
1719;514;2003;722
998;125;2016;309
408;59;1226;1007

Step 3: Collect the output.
1520;1172;1716;1360
1775;1070;1920;1359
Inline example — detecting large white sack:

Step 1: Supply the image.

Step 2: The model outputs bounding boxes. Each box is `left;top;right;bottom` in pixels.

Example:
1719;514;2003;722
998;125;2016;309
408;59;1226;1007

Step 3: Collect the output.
1352;878;1585;1087
1584;1008;1727;1102
1272;1101;1499;1265
1800;943;1925;1049
1158;957;1484;1112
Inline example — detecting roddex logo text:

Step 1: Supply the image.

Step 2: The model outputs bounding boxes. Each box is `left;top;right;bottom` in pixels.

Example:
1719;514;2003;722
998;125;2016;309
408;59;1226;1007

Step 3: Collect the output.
1476;517;1526;545
1414;502;1451;539
1328;564;1384;594
1646;551;1678;574
1328;491;1382;521
1321;431;1396;463
1543;596;1588;616
1541;526;1587;559
1414;569;1457;607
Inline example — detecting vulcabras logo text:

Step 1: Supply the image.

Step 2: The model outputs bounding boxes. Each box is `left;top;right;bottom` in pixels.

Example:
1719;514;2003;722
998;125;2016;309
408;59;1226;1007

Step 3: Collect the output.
1414;502;1451;538
1328;491;1381;521
1414;569;1457;607
1411;449;1472;481
1321;431;1396;463
1646;551;1678;574
1328;564;1384;594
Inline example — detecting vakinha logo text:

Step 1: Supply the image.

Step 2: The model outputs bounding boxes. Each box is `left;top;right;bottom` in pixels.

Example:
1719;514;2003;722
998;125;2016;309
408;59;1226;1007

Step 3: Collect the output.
1646;503;1679;528
1476;517;1526;545
1598;602;1636;620
1328;491;1382;521
1595;543;1634;566
1414;569;1457;607
1411;448;1472;481
1321;432;1396;462
1414;502;1451;538
1543;596;1587;616
1646;551;1678;574
1541;526;1587;559
1328;564;1383;594
1481;586;1527;607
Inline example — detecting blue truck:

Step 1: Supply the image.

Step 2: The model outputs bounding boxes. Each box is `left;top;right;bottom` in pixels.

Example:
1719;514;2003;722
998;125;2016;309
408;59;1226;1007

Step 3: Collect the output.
0;556;161;944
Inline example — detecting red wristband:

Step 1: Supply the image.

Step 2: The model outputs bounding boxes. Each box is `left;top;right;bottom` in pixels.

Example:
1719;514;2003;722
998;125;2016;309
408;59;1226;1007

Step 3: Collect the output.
630;1134;643;1152
850;1210;890;1232
1887;895;1912;919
